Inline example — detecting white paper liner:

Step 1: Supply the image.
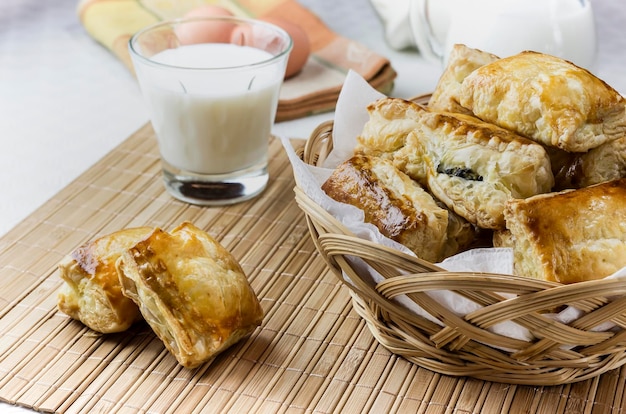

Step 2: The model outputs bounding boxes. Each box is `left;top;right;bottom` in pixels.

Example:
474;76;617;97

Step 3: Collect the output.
280;70;626;347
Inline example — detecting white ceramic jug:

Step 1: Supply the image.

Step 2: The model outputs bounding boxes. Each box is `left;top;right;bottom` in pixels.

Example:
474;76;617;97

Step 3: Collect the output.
409;0;597;69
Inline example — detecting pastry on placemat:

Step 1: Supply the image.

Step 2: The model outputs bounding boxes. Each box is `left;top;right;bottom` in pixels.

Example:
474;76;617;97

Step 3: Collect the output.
458;51;626;152
57;227;152;333
502;179;626;284
428;43;499;115
322;154;476;262
116;221;264;368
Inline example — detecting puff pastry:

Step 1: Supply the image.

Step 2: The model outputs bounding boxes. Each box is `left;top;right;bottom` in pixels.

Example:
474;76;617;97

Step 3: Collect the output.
322;154;453;262
356;97;422;160
459;51;626;152
116;222;263;368
57;227;152;333
359;98;554;229
548;136;626;190
503;179;626;283
428;44;499;115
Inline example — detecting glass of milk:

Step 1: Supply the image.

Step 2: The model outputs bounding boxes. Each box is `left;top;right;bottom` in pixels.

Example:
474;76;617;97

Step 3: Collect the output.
129;17;292;205
410;0;597;70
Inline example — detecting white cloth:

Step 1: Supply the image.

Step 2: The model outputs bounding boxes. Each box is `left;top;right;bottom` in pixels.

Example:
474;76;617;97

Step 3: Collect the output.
369;0;417;50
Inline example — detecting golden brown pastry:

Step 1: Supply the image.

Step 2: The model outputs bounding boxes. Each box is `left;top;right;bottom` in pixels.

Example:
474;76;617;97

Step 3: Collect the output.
356;96;422;160
436;199;479;257
116;222;263;368
503;179;626;284
57;227;152;333
322;154;451;262
459;51;626;152
491;229;514;249
548;136;626;190
428;44;499;115
359;98;554;230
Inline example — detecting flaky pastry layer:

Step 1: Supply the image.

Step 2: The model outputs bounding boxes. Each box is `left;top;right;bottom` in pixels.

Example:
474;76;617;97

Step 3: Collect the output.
459;51;626;152
504;179;626;283
116;222;263;368
358;98;554;229
57;227;152;333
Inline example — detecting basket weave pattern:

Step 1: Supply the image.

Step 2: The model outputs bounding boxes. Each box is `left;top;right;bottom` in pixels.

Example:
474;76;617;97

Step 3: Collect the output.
294;117;626;386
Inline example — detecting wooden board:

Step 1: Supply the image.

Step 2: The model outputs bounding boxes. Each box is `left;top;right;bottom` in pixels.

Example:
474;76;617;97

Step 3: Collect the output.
1;124;625;413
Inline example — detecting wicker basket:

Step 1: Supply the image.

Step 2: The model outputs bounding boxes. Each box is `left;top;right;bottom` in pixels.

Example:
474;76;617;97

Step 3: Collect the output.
293;96;626;386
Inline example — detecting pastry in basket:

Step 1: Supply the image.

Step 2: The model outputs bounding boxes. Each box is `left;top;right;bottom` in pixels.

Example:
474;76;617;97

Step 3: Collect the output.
57;226;152;333
116;222;264;368
360;98;554;230
355;96;422;160
436;199;480;257
321;154;476;262
548;136;626;190
499;178;626;284
458;51;626;152
428;44;499;115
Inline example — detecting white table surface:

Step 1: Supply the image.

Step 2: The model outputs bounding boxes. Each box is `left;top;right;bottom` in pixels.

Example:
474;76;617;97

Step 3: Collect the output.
1;0;625;412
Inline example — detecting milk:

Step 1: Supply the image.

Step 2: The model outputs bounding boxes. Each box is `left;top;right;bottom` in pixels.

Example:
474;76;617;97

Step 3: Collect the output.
137;43;282;175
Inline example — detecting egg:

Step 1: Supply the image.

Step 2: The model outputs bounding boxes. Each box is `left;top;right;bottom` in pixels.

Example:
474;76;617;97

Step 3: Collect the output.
261;17;311;79
176;5;236;45
230;16;311;79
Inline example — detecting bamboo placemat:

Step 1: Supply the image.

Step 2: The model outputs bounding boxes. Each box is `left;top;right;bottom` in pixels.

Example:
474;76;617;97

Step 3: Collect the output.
1;124;626;413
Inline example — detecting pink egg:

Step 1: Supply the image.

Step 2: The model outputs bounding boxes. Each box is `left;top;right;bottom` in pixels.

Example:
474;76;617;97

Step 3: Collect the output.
176;5;236;45
262;17;310;79
230;17;311;79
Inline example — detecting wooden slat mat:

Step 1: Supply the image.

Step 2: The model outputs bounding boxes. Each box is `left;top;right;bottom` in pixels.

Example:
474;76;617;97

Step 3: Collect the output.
1;124;626;413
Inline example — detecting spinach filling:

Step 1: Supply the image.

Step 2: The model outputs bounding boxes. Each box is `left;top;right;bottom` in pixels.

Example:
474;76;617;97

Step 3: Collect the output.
437;165;483;181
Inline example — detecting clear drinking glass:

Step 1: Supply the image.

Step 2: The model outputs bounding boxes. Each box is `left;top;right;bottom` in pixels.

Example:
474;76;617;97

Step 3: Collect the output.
129;17;292;205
